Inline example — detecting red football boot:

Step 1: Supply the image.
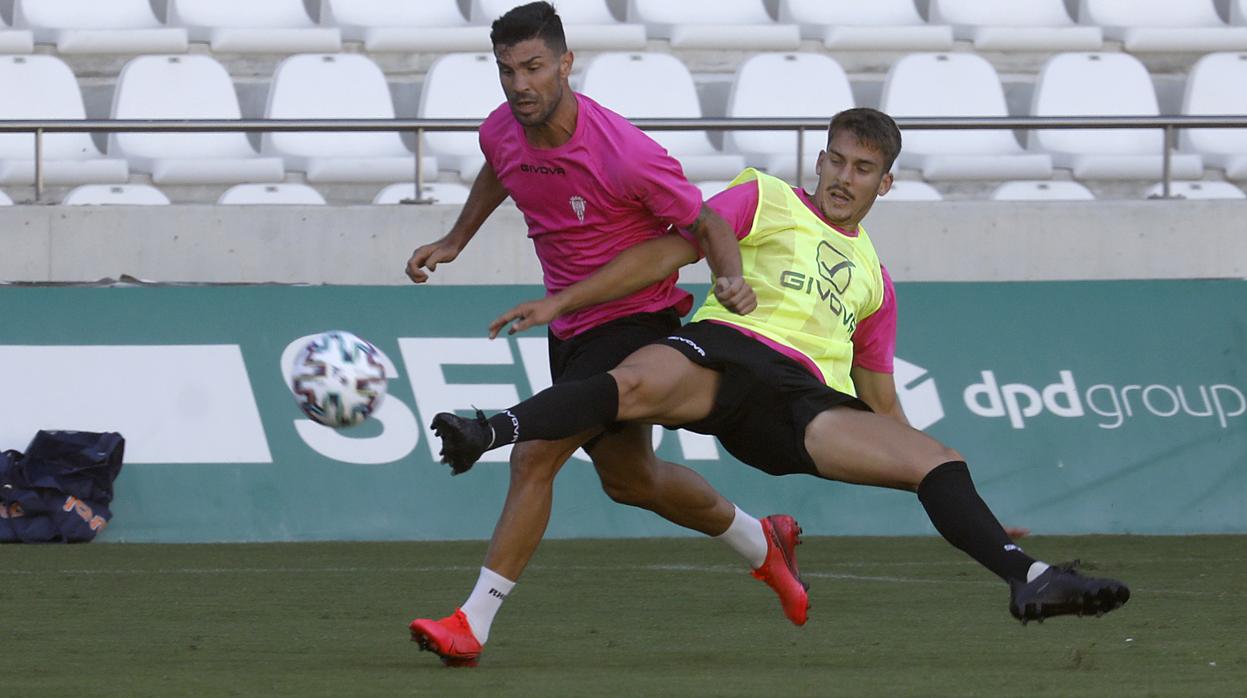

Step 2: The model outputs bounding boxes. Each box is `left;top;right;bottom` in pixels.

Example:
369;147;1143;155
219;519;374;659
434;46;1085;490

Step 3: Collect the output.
750;514;810;626
409;608;483;667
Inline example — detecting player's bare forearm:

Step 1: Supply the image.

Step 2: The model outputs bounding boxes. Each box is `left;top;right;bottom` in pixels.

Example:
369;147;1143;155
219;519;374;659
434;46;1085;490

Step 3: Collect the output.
688;204;756;314
487;234;698;337
407;163;508;283
556;234;698;314
445;161;509;248
688;204;743;280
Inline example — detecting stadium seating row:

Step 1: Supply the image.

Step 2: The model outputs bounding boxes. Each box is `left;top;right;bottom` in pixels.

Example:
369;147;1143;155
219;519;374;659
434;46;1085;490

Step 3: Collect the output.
0;0;1246;54
0;182;470;205
4;179;1243;207
704;178;1247;201
1;50;1244;190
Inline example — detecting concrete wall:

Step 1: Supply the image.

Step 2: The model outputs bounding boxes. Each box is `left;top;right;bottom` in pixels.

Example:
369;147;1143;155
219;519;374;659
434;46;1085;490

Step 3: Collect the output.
2;200;1245;285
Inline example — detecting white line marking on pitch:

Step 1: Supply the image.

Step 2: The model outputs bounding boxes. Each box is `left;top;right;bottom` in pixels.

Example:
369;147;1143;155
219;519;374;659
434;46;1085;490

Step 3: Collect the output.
0;563;1230;597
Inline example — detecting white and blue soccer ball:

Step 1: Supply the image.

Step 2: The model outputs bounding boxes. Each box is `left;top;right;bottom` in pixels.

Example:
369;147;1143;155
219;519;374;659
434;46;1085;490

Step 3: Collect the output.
288;330;388;428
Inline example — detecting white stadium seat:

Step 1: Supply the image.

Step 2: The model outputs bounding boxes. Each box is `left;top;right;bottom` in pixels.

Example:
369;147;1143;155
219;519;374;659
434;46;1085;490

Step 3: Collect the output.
471;0;646;50
1029;53;1203;179
0;190;12;205
1181;53;1247;179
627;0;800;50
876;180;943;202
62;184;170;206
929;0;1102;51
109;56;283;185
12;0;188;54
0;56;128;186
725;53;854;182
1144;181;1246;200
218;184;327;205
170;0;341;53
0;9;34;53
1236;0;1247;25
882;54;1053;180
991;181;1096;201
262;54;437;184
323;0;490;52
373;182;471;205
418;53;505;182
778;0;953;50
580;53;745;181
1078;0;1247;52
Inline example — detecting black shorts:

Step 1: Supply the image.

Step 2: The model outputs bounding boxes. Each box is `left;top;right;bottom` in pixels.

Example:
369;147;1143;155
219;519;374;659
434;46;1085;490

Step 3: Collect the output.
657;321;870;477
547;307;683;449
548;307;683;382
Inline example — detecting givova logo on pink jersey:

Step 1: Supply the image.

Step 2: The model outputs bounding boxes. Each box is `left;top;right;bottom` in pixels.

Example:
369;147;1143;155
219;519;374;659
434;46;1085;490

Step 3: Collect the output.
964;370;1246;430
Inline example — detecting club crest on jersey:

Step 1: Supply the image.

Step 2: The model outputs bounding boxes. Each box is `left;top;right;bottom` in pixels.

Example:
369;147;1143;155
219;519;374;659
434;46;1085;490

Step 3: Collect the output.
570;195;587;223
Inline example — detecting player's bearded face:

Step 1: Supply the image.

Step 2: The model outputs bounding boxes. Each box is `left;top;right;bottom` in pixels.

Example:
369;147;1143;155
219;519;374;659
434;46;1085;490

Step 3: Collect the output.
495;38;568;128
813;130;893;229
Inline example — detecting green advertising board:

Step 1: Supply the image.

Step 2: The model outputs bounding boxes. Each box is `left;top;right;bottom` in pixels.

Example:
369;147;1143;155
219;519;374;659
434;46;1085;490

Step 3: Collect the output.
1;281;1243;542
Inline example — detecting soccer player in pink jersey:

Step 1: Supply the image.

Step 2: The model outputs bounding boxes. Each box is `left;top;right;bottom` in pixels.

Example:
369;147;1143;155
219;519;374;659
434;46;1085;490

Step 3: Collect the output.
435;108;1131;649
405;2;806;667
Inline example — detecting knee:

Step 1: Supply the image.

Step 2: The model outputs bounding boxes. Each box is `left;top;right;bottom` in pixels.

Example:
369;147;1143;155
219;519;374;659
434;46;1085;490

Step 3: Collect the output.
911;446;965;487
600;478;643;506
937;446;964;466
508;443;566;485
595;458;658;507
599;470;657;507
608;367;659;420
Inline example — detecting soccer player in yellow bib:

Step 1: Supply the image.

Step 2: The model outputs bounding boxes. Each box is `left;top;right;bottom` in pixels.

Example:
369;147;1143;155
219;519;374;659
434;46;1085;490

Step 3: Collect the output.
435;108;1129;633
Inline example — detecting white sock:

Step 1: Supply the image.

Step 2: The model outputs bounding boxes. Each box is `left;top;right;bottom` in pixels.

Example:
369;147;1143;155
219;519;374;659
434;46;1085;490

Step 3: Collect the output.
1026;561;1051;583
459;567;516;645
714;505;768;569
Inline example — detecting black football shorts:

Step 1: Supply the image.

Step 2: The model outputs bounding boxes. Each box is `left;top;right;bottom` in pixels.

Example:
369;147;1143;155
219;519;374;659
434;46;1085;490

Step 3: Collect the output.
547;306;682;383
546;306;683;451
656;320;870;476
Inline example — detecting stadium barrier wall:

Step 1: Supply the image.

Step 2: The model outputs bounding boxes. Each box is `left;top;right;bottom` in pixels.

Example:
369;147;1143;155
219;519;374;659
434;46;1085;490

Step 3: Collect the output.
2;200;1247;284
1;282;1243;542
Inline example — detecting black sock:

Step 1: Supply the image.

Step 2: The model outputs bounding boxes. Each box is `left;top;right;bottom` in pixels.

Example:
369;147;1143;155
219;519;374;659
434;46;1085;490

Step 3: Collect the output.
484;372;620;448
917;461;1036;584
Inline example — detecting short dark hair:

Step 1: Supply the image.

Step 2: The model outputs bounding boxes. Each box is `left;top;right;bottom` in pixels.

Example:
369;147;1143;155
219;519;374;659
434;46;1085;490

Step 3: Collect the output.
490;2;568;54
827;108;902;171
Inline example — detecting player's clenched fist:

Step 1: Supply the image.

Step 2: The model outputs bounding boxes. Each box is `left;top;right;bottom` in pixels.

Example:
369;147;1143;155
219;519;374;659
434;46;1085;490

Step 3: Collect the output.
714;276;756;315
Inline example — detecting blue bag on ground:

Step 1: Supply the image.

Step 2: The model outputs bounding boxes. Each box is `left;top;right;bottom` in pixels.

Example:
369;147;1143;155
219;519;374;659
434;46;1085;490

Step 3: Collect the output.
0;430;125;543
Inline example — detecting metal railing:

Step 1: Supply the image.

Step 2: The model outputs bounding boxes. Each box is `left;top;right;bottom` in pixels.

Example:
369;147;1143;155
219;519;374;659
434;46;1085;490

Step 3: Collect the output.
2;115;1245;202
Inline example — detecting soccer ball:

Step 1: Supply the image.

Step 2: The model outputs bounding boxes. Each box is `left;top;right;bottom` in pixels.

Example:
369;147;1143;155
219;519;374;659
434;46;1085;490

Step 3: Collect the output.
288;331;388;428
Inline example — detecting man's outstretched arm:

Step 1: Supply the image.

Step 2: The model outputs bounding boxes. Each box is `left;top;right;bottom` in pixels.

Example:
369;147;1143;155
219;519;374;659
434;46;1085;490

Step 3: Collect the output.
540;201;756;320
488;203;757;338
406;162;509;283
489;233;701;338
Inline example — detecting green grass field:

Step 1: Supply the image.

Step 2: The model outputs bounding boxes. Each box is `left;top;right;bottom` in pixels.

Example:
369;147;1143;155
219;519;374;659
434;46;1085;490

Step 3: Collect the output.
3;535;1242;696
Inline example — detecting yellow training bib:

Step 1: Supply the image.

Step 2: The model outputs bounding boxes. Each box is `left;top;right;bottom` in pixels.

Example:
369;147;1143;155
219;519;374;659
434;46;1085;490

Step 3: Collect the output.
693;169;884;396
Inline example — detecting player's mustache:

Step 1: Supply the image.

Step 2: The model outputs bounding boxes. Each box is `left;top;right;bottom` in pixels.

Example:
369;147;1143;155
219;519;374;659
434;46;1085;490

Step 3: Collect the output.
827;186;853;201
